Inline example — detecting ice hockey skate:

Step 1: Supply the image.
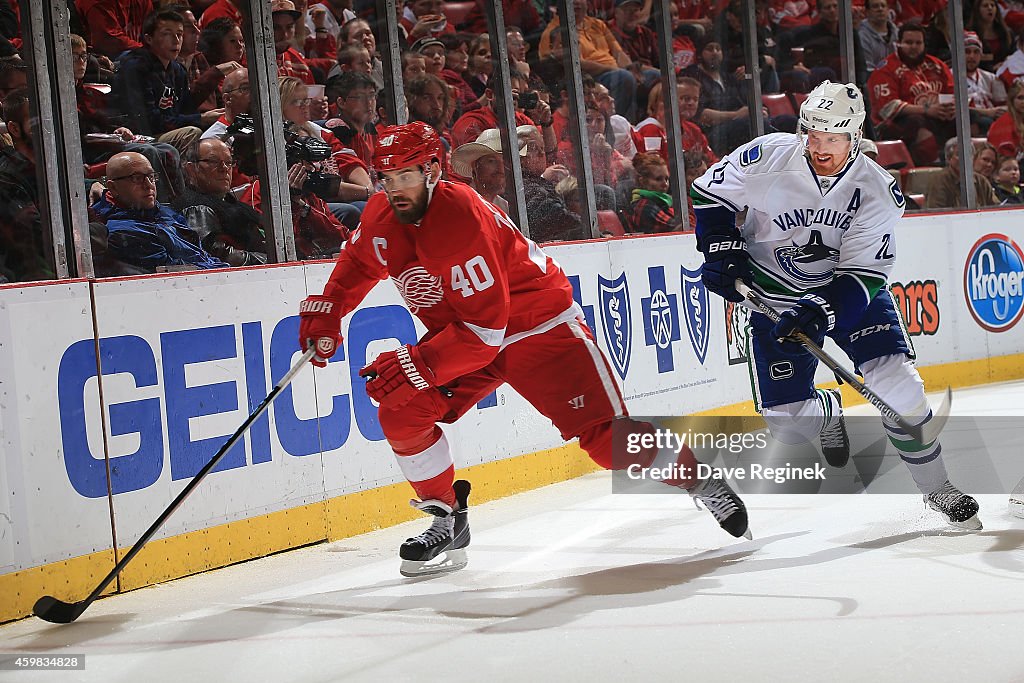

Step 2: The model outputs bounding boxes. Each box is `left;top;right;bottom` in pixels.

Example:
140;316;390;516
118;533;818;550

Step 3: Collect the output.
1010;477;1024;519
819;388;850;467
400;480;471;577
689;475;752;539
1010;495;1024;519
925;480;982;530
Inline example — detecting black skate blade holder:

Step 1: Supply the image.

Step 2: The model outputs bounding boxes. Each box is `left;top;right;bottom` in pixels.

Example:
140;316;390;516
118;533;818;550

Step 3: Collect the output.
736;280;952;445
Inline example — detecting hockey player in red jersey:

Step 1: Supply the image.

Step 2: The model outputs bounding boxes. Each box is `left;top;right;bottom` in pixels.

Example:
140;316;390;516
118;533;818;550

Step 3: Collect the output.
297;122;750;576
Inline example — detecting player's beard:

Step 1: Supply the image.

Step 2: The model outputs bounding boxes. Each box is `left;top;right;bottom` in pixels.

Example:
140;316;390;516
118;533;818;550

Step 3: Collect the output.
389;188;429;224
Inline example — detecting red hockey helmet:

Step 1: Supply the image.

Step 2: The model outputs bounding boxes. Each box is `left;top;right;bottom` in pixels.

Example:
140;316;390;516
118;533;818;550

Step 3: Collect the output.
373;122;446;172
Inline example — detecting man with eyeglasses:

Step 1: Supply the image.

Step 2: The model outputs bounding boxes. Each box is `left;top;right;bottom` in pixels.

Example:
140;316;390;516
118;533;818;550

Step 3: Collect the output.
172;137;266;266
91;150;227;272
201;67;250;140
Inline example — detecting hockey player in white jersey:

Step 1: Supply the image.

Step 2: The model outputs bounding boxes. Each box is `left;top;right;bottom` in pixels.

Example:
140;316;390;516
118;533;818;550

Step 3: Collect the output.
691;81;981;530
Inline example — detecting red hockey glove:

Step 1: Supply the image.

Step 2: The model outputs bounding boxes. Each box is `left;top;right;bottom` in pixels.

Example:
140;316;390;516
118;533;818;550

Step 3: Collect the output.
298;295;343;367
359;345;437;408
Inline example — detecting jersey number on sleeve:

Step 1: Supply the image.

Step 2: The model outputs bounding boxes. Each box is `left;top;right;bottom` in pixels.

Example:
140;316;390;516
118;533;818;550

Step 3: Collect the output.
451;255;495;297
875;233;894;260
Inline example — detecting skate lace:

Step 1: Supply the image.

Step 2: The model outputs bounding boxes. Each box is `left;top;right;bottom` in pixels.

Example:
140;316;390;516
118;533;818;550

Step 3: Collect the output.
410;515;452;548
820;419;845;447
927;481;964;508
692;479;739;521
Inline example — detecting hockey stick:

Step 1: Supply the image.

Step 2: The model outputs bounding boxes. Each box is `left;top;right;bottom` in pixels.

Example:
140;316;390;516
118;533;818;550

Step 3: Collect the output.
33;346;318;624
736;281;951;445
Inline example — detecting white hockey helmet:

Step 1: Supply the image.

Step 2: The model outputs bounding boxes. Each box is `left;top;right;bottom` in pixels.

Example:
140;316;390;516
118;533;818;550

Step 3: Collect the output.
799;81;866;159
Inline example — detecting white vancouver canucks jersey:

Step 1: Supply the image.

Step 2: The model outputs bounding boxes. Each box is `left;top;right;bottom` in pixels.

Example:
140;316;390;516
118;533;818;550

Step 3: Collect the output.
691;132;905;307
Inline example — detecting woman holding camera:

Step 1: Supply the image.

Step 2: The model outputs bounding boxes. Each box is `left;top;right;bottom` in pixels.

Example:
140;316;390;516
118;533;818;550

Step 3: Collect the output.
239;77;363;259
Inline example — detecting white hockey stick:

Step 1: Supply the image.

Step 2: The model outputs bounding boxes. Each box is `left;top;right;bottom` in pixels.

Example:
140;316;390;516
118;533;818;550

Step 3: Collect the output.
736;281;952;445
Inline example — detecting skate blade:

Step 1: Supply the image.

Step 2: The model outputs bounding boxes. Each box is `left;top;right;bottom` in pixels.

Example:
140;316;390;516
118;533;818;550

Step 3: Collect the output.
946;515;983;531
400;548;468;577
742;528;753;540
1009;498;1024;519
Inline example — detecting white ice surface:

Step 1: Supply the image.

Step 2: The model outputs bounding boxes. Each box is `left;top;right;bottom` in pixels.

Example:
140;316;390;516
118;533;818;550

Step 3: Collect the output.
2;382;1023;683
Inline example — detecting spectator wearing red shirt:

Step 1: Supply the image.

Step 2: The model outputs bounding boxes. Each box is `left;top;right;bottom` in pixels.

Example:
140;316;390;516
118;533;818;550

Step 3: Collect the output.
198;0;243;30
76;0;154;59
324;71;378;172
669;1;697;73
632;79;717;165
674;0;715;36
609;0;661;90
893;0;942;26
451;99;535;148
400;0;456;42
302;3;341;76
987;81;1024;158
867;22;955;166
458;0;542;40
272;0;315;85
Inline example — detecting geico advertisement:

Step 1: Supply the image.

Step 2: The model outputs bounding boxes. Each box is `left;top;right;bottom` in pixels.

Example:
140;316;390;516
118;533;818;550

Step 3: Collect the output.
41;240;733;509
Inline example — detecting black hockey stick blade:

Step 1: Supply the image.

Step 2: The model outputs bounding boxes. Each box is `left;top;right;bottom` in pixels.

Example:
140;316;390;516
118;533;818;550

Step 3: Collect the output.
33;596;85;624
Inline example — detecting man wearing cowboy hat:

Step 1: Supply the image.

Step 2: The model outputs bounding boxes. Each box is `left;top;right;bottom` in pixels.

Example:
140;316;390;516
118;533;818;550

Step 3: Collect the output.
450;127;529;211
272;0;316;85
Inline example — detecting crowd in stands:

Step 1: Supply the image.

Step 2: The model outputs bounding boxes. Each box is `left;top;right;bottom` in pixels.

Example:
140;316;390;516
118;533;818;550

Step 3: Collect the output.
3;0;1024;284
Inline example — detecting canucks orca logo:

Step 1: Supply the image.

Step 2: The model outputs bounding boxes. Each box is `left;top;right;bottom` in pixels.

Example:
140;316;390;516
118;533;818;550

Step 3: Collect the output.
641;266;681;373
681;265;710;364
964;234;1024;332
775;230;839;286
598;273;632;380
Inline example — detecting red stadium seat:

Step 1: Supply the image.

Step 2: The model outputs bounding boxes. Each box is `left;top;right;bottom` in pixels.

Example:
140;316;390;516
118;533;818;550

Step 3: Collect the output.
85;162;107;179
874;139;915;170
790;92;808;110
762;93;795;118
597;210;625;237
443;1;475;27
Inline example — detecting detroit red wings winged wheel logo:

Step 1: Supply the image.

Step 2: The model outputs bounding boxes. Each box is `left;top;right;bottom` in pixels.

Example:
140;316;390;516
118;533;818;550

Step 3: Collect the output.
394;266;444;313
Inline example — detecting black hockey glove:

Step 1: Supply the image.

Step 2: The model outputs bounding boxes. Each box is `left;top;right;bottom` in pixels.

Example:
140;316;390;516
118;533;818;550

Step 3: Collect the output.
772;294;836;353
698;233;751;303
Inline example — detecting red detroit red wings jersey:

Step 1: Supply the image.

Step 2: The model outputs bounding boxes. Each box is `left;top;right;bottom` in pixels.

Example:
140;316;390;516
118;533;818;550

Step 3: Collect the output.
867;53;953;126
321;181;579;385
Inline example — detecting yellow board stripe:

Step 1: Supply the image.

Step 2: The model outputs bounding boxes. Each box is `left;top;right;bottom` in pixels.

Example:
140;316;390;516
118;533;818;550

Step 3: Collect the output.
2;352;1021;623
0;443;598;623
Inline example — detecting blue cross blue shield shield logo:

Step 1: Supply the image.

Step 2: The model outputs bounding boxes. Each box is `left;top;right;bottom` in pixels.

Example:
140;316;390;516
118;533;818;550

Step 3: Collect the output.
681;265;710;365
598;273;632;380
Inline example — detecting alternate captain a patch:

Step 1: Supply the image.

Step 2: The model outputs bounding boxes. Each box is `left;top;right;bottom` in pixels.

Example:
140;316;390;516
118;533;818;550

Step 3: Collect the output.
740;143;763;167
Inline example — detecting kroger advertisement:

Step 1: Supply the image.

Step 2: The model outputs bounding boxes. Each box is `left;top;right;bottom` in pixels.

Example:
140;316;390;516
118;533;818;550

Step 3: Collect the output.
1;212;1022;583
